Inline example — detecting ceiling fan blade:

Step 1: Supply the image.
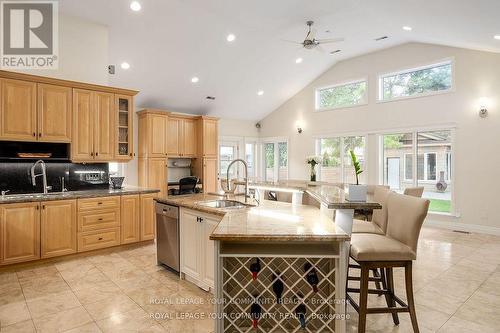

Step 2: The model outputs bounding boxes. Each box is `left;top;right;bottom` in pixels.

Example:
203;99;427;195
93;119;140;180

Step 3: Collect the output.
316;37;345;44
281;39;303;45
315;44;326;53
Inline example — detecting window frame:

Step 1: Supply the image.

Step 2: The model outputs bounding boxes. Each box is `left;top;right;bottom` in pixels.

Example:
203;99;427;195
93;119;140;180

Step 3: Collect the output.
315;78;368;112
377;58;455;103
417;152;438;182
261;137;289;182
403;153;413;181
315;134;367;184
378;126;456;216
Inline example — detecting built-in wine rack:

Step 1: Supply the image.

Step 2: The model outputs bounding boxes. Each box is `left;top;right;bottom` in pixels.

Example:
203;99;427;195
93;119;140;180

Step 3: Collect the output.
222;256;337;333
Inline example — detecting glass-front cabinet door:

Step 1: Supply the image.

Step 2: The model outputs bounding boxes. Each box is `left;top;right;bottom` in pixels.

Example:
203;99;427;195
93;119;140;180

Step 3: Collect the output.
115;95;133;160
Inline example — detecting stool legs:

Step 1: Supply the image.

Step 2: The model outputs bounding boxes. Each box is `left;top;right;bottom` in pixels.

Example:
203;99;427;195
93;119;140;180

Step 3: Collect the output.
385;267;400;325
358;266;369;333
405;262;419;333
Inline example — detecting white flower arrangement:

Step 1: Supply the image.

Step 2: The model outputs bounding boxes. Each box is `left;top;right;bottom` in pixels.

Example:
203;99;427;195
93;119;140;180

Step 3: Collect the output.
306;155;323;165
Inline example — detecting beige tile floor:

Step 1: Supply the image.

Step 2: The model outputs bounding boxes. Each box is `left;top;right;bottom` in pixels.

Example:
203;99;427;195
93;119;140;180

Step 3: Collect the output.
0;226;499;332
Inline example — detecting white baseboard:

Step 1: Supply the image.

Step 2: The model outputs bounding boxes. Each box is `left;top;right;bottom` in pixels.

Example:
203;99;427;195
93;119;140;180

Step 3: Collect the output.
425;219;500;236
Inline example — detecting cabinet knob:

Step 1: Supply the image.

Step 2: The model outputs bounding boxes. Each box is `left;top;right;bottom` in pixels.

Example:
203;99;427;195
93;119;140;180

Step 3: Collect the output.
32;132;36;137
39;133;42;137
98;237;103;241
91;152;94;157
98;218;103;221
129;153;132;157
97;202;103;205
42;205;45;210
95;152;99;156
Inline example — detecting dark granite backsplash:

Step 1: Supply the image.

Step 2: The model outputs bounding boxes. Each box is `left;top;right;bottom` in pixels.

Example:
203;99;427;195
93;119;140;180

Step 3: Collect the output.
0;162;109;194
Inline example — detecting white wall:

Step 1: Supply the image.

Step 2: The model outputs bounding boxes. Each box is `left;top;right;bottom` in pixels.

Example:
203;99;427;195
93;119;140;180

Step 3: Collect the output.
219;118;260;138
13;14;109;85
259;42;500;231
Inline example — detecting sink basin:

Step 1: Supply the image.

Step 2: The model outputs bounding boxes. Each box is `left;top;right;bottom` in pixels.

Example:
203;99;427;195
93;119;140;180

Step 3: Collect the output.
197;200;248;209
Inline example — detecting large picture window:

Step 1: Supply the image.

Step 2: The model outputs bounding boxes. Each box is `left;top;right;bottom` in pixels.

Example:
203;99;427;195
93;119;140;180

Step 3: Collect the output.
315;79;367;110
379;60;452;101
317;136;365;184
381;129;453;214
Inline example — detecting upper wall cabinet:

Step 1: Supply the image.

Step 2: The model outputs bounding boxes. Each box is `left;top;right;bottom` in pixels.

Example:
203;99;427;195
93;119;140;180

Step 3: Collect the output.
0;70;138;162
0;80;72;143
0;79;37;141
116;95;134;160
38;84;72;142
199;117;218;157
138;110;168;158
72;89;115;162
167;116;197;157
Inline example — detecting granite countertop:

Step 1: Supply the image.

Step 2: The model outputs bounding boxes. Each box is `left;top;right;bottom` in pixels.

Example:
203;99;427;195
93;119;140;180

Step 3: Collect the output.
248;180;382;210
0;186;160;204
156;193;350;242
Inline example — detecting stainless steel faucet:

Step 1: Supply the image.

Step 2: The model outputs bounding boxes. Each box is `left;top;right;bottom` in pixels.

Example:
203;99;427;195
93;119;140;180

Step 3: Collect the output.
30;160;52;194
226;159;249;203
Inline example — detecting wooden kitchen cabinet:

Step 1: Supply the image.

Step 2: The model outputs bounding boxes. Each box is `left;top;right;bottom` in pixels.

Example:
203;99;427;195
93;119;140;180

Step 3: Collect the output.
37;83;72;142
138;110;168;158
167;117;181;156
0;78;37;141
72;89;95;161
138;158;167;197
203;158;218;193
140;193;156;240
199;117;218;157
121;195;140;244
72;89;115;162
94;92;115;161
40;200;76;258
115;95;134;160
167;116;197;157
180;208;219;290
0;202;40;265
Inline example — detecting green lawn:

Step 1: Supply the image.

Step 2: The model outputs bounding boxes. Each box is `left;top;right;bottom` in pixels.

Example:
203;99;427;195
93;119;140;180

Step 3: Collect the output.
429;199;451;213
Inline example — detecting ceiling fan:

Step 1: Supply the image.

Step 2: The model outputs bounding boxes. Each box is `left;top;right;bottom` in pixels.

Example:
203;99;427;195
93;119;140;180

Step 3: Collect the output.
287;21;344;51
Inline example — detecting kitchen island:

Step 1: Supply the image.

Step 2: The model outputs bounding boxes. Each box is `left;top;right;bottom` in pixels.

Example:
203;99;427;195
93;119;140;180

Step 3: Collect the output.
158;184;380;333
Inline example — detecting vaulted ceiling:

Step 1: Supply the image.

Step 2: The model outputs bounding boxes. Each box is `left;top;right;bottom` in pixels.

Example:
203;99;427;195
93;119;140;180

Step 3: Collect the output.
60;0;500;121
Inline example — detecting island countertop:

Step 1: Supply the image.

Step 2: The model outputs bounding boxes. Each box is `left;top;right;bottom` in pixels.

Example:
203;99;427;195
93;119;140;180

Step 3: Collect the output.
0;186;160;204
248;180;382;210
156;193;350;242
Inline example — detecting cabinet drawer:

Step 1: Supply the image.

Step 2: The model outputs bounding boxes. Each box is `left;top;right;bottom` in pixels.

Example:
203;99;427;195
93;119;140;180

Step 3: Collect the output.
78;209;120;231
77;228;121;252
77;196;120;211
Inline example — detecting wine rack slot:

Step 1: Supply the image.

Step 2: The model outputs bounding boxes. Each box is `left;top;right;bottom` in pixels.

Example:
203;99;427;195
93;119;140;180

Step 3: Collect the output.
221;256;337;332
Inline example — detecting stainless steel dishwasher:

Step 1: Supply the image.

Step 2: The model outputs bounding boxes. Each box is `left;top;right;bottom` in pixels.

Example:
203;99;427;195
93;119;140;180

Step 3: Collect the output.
155;202;180;272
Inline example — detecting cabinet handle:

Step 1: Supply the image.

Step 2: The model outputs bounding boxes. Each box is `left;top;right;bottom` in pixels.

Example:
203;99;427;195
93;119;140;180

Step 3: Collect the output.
95;152;99;157
97;202;103;205
32;132;36;137
129;153;132;157
36;205;39;210
98;237;103;241
91;152;94;157
42;205;45;210
39;133;42;137
98;218;103;221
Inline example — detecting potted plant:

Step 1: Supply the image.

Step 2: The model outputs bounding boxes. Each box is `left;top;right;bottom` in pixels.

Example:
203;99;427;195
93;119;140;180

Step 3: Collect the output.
306;156;322;182
348;150;367;202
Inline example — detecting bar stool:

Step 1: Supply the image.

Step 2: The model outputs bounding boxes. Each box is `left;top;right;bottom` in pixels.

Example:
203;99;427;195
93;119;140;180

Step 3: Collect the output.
404;186;424;197
347;193;430;333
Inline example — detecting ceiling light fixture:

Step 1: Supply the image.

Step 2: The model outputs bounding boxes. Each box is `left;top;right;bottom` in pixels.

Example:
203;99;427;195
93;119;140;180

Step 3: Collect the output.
494;35;500;40
120;62;130;70
191;77;199;83
295;58;303;64
257;90;264;96
226;34;236;42
130;1;141;11
402;26;412;31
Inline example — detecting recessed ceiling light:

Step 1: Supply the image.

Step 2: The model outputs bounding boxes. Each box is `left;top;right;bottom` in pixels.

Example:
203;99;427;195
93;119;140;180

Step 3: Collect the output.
402;26;412;31
226;34;236;42
130;1;141;11
191;77;199;83
120;62;130;70
494;35;500;40
257;90;264;96
295;57;303;64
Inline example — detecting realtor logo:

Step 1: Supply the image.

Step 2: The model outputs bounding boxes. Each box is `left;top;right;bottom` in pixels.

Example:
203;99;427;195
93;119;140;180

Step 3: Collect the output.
1;0;58;69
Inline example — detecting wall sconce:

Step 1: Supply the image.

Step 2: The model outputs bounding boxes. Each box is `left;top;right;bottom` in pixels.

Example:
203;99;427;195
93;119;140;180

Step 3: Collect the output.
479;97;489;118
296;121;303;134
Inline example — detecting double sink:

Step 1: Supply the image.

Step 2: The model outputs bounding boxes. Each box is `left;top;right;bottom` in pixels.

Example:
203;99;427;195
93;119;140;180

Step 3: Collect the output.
197;199;252;209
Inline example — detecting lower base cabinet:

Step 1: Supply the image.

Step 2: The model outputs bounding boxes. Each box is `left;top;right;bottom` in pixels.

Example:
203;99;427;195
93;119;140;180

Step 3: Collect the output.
0;202;40;265
0;192;157;265
41;200;77;258
180;208;219;291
